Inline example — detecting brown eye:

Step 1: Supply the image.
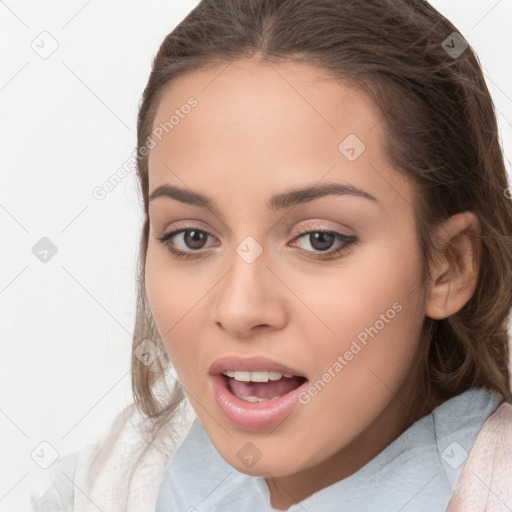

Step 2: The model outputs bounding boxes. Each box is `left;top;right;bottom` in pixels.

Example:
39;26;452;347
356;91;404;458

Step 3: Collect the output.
156;228;217;258
307;232;336;251
183;229;208;250
290;229;358;260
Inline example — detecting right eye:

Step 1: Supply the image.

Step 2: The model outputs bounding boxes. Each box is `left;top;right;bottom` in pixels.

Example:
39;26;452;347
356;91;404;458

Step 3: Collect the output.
156;228;218;259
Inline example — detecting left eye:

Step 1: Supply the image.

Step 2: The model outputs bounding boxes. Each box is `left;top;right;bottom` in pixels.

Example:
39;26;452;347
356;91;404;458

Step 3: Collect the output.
291;230;357;255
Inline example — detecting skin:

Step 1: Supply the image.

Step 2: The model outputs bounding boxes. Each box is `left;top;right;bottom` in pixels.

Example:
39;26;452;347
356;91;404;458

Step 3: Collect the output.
144;58;480;510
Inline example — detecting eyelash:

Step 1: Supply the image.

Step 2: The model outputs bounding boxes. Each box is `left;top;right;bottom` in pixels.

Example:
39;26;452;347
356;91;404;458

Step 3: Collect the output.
156;225;358;261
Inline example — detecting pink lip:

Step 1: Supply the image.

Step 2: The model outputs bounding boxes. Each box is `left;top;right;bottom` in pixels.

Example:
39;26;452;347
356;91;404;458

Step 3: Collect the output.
209;355;308;430
208;355;305;377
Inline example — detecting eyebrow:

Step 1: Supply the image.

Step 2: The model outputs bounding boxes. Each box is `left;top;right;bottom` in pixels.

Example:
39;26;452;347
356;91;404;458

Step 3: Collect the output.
148;181;378;213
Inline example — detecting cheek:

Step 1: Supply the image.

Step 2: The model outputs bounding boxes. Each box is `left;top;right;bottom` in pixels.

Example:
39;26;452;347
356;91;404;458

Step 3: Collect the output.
144;242;214;383
295;231;426;384
298;233;424;338
144;245;175;331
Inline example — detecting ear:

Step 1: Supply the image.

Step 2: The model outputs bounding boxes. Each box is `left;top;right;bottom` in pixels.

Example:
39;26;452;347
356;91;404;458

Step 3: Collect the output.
425;211;481;320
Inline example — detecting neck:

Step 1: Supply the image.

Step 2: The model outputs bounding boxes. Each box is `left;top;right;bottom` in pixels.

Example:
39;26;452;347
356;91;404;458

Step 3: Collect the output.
265;364;430;510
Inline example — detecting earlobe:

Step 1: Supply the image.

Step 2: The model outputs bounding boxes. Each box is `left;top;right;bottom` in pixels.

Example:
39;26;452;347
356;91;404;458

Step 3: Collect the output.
425;212;481;320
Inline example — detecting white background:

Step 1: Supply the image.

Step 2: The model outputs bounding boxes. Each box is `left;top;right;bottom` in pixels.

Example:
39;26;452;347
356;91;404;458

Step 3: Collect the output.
1;0;511;510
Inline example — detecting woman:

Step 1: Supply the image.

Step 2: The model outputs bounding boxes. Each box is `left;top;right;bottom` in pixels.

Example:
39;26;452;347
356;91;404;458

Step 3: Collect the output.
32;0;512;510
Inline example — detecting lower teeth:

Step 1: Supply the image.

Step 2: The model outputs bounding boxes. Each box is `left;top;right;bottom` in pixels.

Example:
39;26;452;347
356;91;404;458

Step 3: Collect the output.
236;395;281;403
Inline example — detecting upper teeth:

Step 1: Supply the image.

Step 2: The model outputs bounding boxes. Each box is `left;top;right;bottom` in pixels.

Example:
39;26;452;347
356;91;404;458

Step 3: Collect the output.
221;370;294;382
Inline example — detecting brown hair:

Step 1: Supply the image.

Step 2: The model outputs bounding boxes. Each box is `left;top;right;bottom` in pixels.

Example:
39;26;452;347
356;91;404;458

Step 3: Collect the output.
131;0;512;425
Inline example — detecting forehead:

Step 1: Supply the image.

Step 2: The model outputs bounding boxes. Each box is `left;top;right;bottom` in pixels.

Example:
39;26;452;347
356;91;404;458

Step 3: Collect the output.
150;58;377;153
147;58;414;208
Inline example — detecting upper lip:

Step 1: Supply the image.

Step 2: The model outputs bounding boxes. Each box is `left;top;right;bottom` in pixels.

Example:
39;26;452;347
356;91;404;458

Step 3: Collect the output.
209;355;306;378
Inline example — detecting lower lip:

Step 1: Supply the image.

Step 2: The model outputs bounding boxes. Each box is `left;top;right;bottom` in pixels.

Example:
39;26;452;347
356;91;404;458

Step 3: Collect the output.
211;374;309;430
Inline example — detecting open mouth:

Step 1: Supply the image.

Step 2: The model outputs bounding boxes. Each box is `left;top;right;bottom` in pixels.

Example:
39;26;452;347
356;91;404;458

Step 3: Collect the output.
221;370;308;403
209;356;310;429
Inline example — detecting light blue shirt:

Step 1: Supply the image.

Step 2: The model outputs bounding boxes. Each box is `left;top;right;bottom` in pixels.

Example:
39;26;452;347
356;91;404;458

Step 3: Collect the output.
155;387;503;512
30;387;504;511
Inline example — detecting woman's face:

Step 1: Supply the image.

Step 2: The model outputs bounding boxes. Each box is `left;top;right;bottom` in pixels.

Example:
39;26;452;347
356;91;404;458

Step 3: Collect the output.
145;59;429;497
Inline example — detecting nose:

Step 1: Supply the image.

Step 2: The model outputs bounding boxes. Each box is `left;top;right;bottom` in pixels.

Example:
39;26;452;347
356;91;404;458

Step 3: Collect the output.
210;246;288;338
